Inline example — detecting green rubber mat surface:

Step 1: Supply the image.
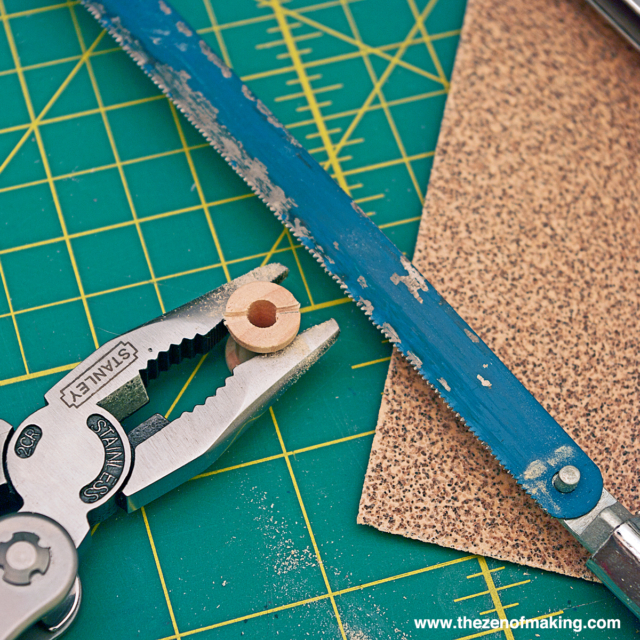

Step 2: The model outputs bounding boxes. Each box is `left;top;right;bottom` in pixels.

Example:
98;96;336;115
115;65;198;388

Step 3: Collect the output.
0;0;637;638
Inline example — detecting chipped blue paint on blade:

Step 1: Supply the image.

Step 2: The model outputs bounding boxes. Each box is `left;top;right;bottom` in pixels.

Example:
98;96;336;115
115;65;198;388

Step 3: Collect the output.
85;0;603;519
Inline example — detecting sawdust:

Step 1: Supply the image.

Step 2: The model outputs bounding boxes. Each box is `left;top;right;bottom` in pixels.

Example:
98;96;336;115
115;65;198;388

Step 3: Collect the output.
251;489;318;579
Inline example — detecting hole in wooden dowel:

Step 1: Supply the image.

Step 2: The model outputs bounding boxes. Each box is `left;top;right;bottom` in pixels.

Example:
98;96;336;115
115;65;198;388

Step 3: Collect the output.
248;300;277;328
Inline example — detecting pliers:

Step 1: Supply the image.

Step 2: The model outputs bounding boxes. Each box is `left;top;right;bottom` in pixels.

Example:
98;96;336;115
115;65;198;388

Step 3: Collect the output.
0;264;339;640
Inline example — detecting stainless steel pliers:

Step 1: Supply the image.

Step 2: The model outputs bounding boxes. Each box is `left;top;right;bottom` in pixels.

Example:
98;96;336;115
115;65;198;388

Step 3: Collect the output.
0;264;339;640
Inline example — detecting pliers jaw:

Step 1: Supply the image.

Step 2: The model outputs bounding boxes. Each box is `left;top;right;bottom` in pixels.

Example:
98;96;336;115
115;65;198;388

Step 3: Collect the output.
0;264;339;640
121;318;339;512
0;263;338;548
46;262;290;424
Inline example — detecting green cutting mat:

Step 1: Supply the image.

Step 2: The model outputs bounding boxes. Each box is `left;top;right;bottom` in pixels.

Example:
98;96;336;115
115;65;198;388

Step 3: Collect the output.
0;1;637;638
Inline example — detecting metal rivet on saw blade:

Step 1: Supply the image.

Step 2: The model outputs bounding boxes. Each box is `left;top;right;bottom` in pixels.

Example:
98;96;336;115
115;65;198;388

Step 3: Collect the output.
553;465;581;493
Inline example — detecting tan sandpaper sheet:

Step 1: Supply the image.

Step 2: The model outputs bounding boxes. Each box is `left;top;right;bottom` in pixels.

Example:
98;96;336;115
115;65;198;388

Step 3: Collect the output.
357;0;640;580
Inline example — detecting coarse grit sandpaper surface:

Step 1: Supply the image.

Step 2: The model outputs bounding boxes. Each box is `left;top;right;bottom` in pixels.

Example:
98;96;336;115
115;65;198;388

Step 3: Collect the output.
358;0;640;580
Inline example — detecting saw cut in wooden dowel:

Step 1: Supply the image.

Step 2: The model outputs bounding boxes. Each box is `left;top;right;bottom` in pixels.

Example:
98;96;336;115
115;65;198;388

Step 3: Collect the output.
224;281;301;354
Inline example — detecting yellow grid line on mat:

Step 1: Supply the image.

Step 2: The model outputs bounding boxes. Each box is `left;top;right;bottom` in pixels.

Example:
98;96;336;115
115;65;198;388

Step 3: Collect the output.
192;429;376;481
272;406;347;639
260;0;443;84
242;29;459;82
165;354;209;420
406;0;450;91
323;0;441;169
0;0;100;349
477;557;516;640
0;1;80;21
0;28;106;175
154;555;476;639
0;258;28;374
340;0;425;203
467;566;505;580
271;0;350;194
202;0;232;67
479;603;519;616
0;44;118;80
0;193;252;256
0;93;166;134
167;100;232;283
142;506;182;640
454;579;531;604
285;87;447;128
68;4;167;313
285;229;315;306
200;0;366;36
259;228;288;267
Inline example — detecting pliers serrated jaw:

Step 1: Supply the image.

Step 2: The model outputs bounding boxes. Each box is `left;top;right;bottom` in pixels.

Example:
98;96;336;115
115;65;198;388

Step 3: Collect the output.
0;264;339;640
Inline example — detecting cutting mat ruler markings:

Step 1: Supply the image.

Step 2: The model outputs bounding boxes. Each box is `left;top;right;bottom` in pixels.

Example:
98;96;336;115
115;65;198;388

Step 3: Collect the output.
0;0;628;638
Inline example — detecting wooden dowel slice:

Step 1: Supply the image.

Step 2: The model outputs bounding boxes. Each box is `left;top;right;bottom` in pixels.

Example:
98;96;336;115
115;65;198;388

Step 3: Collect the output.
224;281;301;354
225;335;255;372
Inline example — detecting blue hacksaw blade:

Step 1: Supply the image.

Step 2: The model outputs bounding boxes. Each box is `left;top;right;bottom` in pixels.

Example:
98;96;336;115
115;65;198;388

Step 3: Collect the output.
83;0;603;519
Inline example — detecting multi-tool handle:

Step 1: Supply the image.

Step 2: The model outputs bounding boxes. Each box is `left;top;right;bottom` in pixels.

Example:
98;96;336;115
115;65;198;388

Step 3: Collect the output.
4;405;133;551
0;513;79;640
589;519;640;617
563;490;640;618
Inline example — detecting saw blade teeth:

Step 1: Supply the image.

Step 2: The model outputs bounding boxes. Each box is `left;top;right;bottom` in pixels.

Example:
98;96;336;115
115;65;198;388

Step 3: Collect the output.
350;295;522;485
